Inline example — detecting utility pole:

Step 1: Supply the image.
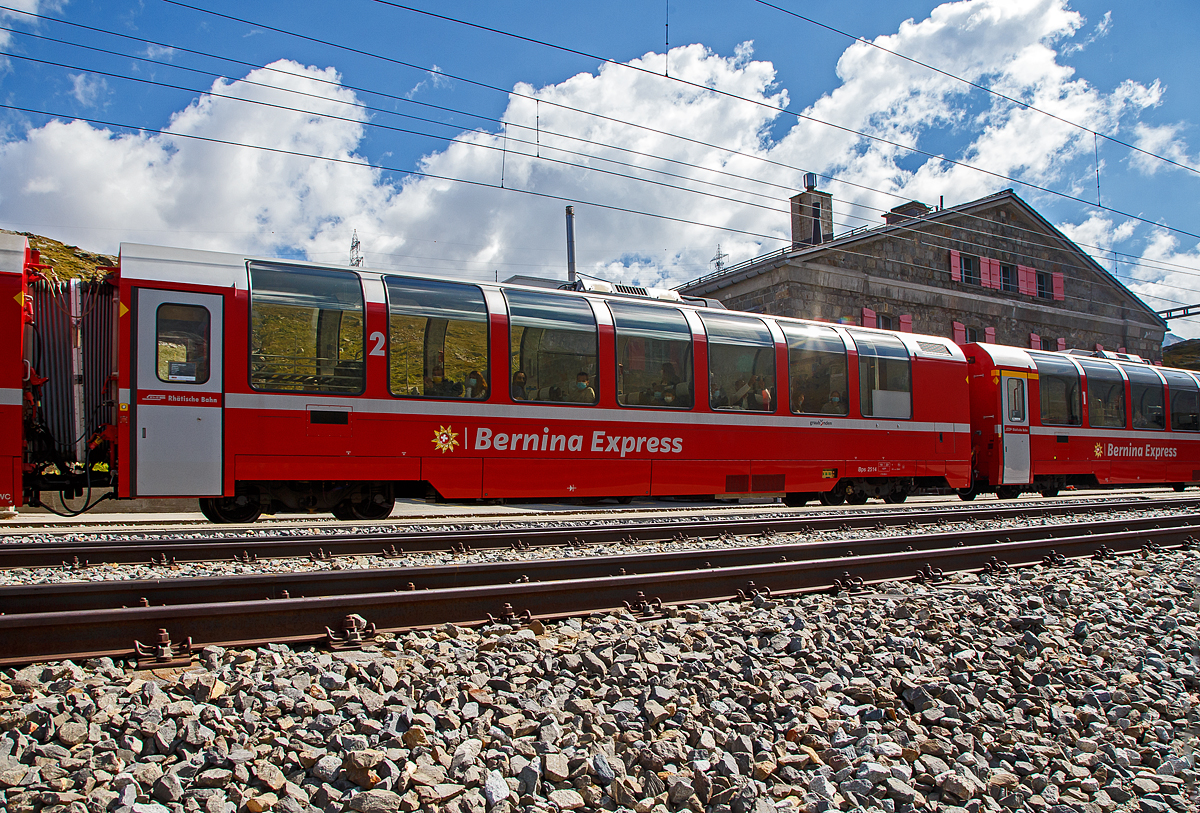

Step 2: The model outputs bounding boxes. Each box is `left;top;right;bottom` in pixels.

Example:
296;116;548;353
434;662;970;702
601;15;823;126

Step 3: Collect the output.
565;206;577;285
711;244;729;272
349;230;363;267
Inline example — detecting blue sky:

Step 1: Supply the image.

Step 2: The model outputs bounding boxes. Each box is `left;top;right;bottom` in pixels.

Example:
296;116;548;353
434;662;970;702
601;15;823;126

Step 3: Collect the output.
2;0;1200;335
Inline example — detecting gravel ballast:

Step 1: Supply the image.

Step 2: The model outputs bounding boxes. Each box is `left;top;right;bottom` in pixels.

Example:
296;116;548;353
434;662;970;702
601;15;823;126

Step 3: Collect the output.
1;548;1197;813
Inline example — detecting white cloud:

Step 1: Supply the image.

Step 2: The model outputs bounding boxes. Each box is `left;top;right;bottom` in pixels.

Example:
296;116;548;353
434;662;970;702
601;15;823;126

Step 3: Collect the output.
1117;229;1200;339
0;1;61;51
67;73;108;107
0;0;1180;293
1130;122;1200;174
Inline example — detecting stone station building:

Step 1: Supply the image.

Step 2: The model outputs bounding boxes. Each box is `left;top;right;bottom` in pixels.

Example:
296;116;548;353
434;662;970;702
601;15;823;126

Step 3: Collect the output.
678;187;1167;361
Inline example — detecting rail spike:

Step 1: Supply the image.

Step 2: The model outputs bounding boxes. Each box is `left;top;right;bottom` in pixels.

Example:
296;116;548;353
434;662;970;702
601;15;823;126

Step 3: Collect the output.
913;564;945;583
982;556;1009;575
624;591;664;618
62;556;89;571
134;628;195;669
309;549;332;562
487;603;532;626
450;541;472;554
1093;545;1116;560
326;614;376;651
736;581;773;601
149;553;175;567
1041;550;1067;567
382;545;404;558
234;551;257;564
832;573;865;593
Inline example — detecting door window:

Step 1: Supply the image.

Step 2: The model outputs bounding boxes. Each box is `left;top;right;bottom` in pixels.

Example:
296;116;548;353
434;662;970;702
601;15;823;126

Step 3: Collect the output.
1005;377;1025;422
156;303;211;384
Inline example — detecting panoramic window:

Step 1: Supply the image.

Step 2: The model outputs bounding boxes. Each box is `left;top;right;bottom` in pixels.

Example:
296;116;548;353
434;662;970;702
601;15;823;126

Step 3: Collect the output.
700;312;776;411
505;289;598;405
609;301;692;409
781;323;848;415
849;330;911;418
385;277;489;400
1164;370;1200;431
249;263;364;394
156;303;211;384
1079;359;1126;429
1124;365;1165;430
1030;352;1081;426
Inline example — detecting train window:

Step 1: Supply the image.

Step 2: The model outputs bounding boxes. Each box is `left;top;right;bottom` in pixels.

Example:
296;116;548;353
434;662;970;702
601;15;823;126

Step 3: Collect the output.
700;313;776;411
1079;359;1126;429
1162;369;1199;431
848;331;911;419
781;323;847;415
249;264;364;394
1123;365;1165;430
156;304;210;385
505;289;598;405
385;278;489;400
1031;353;1081;426
609;301;692;409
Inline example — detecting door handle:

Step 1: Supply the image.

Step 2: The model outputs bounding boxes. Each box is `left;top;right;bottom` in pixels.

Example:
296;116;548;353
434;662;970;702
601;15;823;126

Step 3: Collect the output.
142;428;146;438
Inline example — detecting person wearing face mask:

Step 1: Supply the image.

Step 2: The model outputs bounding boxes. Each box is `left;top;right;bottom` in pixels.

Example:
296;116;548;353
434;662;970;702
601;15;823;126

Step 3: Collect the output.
821;390;846;414
465;370;488;400
510;371;529;401
567;370;596;403
424;363;462;398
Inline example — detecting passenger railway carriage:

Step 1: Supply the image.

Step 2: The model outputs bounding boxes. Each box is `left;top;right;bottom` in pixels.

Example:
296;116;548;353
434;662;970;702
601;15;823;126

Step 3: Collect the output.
1;233;1196;522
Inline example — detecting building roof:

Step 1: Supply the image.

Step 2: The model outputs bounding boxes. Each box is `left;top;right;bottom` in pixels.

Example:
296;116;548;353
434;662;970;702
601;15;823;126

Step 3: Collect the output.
676;189;1166;329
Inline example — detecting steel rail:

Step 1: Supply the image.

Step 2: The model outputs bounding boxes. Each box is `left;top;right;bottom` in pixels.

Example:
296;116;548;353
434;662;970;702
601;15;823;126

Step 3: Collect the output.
2;513;1195;614
0;525;1190;667
2;495;1197;570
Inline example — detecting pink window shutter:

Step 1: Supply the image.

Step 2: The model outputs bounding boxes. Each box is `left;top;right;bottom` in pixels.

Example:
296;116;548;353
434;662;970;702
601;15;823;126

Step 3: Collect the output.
861;307;875;327
983;258;996;289
1118;346;1126;354
1095;343;1104;352
1057;338;1067;352
984;327;996;343
990;259;1002;290
899;314;913;332
1018;265;1036;296
952;322;967;344
1052;271;1065;301
950;250;961;282
1029;332;1040;349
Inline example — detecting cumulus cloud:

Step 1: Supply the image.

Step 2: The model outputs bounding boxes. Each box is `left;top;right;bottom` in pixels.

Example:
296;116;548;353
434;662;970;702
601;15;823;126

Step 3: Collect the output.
67;73;108;107
0;1;61;51
0;0;1181;294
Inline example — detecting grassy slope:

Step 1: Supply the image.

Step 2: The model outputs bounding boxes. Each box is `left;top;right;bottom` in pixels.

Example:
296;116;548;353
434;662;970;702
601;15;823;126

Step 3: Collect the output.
1164;338;1200;371
5;230;116;282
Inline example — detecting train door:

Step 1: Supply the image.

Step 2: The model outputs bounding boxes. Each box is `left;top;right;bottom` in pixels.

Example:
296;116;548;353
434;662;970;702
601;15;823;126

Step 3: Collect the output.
134;289;223;496
1001;372;1031;484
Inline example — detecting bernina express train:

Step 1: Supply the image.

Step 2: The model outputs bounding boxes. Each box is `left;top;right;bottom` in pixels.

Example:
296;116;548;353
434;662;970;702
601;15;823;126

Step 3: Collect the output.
1;234;1196;522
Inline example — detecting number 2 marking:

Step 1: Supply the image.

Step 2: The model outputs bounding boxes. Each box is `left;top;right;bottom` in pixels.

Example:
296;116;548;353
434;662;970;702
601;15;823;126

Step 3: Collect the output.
369;331;385;356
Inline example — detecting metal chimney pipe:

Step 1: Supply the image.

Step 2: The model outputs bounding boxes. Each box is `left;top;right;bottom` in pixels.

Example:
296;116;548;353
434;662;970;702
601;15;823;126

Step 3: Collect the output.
565;206;577;284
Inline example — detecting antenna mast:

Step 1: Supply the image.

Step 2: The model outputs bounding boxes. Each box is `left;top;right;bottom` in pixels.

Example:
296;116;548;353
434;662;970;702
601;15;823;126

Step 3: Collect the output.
349;230;364;267
711;244;729;272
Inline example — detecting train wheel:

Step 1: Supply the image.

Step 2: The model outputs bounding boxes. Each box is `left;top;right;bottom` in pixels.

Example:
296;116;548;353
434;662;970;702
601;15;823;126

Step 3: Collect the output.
884;491;908;504
616;496;634;504
846;492;869;505
956;488;978;502
819;491;846;506
784;492;814;507
1173;483;1187;493
1039;488;1059;498
333;494;395;521
198;495;262;523
995;486;1021;500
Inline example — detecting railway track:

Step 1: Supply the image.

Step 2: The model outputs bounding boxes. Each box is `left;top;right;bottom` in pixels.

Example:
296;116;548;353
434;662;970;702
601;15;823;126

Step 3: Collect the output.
3;494;1197;569
0;511;1194;667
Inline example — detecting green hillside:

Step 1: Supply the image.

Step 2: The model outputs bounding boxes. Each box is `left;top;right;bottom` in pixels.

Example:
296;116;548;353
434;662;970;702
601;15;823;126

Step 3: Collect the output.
4;230;115;282
1164;338;1200;371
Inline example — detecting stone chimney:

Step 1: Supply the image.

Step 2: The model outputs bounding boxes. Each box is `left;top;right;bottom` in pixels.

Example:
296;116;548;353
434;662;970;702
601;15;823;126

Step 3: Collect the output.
790;173;833;248
883;200;932;225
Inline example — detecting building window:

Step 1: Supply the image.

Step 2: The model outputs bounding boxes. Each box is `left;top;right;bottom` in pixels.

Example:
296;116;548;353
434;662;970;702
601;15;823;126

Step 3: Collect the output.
966;327;980;343
1000;264;1018;293
876;313;893;330
1036;270;1053;299
1041;337;1056;352
961;255;980;286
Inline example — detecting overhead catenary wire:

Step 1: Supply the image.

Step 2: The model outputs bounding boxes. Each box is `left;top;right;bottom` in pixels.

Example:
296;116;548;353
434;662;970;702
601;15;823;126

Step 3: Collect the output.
1;6;1197;317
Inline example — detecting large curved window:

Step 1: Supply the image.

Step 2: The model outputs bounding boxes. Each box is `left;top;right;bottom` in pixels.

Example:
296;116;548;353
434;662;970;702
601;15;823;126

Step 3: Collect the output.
848;330;911;418
700;313;776;411
782;323;848;415
505;290;598;405
1163;369;1199;431
1123;365;1165;430
609;301;692;409
1030;353;1080;426
249;263;364;394
1080;359;1125;429
386;278;489;400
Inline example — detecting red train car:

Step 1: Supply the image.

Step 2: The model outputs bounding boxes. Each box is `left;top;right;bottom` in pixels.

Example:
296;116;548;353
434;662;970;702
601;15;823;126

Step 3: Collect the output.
9;241;974;521
962;343;1200;498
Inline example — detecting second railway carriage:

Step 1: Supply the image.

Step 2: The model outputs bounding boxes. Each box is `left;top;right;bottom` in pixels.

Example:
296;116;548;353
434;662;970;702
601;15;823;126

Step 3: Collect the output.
6;239;975;520
962;343;1200;498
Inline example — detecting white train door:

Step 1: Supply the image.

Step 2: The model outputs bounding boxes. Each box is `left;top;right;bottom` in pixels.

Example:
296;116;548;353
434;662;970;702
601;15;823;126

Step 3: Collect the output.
134;289;224;496
1001;373;1031;484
